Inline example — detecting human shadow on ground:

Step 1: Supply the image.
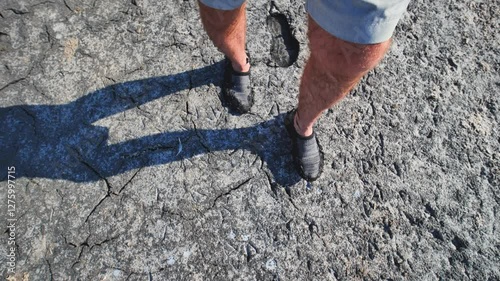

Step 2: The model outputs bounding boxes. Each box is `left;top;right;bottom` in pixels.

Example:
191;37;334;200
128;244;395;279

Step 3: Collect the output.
0;61;301;187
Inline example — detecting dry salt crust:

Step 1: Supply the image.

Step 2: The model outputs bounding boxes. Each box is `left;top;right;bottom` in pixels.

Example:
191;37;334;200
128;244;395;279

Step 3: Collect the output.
0;0;498;280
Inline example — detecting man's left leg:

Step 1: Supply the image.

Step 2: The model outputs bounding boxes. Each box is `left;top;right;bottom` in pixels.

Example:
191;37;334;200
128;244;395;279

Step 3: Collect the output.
295;17;392;138
286;0;410;181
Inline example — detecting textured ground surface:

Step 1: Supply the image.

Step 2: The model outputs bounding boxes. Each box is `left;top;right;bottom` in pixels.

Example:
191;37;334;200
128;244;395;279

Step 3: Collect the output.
0;0;499;280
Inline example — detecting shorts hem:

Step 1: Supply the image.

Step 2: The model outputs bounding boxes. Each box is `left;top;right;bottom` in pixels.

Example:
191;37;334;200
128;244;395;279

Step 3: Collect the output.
306;0;409;44
199;0;245;10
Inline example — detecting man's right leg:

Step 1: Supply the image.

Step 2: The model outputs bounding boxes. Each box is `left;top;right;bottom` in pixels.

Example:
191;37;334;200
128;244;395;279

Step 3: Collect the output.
198;1;249;72
198;1;253;113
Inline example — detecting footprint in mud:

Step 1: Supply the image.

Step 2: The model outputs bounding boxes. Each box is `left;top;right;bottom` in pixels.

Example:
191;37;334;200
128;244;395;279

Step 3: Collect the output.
266;13;300;67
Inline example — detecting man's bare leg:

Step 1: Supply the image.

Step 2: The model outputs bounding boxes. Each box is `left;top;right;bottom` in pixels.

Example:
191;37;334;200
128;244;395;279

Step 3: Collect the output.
198;1;249;72
294;16;392;137
285;16;392;181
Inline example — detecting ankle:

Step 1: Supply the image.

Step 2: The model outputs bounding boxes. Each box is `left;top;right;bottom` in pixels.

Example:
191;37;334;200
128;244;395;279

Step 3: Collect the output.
231;56;250;73
294;111;313;137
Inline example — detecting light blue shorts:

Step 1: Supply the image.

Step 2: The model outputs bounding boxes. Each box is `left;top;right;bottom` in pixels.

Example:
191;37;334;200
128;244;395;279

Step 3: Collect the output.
199;0;410;44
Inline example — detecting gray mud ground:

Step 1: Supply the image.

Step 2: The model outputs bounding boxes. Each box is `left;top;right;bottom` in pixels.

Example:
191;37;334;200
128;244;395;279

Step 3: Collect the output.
0;0;499;280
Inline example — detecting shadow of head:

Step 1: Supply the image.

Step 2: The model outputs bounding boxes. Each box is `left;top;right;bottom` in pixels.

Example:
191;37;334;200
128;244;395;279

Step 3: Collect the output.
0;61;301;187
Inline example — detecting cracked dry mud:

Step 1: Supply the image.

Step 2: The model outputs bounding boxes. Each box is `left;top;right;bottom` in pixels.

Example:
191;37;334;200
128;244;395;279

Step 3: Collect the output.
0;0;499;280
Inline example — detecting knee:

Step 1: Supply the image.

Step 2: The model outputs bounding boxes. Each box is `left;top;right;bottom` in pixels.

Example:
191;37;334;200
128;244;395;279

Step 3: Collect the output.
307;17;391;79
199;0;244;29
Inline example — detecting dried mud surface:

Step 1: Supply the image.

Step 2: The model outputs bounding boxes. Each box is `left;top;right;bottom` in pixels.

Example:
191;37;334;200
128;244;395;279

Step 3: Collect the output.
0;0;498;280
